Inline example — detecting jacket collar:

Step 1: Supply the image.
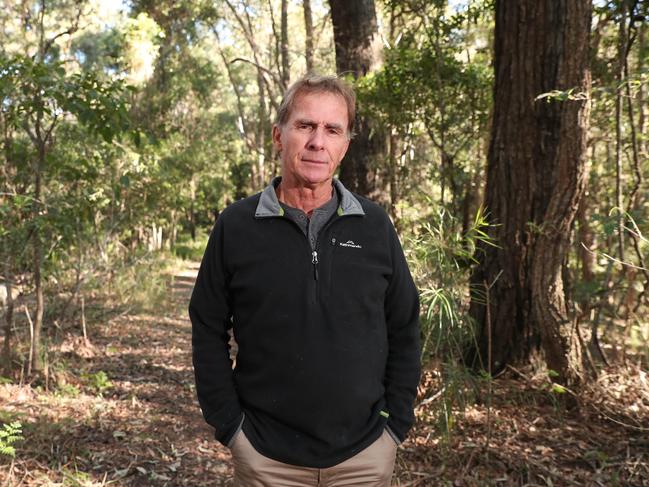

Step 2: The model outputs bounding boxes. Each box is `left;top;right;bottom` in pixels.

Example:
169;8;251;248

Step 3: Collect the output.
255;177;365;219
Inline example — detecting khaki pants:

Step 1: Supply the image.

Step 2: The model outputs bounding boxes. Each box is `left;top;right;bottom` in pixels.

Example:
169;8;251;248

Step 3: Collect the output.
231;430;398;487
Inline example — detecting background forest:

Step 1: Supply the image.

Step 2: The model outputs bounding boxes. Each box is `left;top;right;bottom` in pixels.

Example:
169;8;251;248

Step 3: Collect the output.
1;0;648;485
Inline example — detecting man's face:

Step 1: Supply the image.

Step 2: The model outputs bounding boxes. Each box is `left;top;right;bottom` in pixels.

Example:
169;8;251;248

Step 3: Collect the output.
273;91;350;188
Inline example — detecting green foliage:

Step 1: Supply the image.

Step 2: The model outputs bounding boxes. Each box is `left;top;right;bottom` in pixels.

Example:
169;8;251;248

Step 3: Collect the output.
410;206;494;363
535;88;589;102
106;252;169;312
550;383;567;394
0;54;131;143
356;1;492;217
60;468;94;487
407;204;495;440
55;383;81;398
82;371;112;396
0;422;23;458
358;41;491;139
173;230;209;260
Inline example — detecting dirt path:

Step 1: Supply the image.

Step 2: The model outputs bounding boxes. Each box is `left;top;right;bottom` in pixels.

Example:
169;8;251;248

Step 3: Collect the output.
0;262;234;486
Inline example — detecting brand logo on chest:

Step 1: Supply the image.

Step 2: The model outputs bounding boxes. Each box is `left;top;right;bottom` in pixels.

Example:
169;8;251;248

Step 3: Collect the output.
339;240;362;249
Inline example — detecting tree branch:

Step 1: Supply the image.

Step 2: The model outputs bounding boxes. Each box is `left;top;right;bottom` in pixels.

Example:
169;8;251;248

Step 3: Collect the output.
41;0;85;58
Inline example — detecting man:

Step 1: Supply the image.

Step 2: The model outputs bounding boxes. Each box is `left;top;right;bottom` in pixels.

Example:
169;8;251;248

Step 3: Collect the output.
190;75;420;486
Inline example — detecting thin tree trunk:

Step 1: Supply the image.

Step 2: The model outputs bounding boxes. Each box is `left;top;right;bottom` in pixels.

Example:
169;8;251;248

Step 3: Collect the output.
303;0;314;73
578;146;596;290
257;66;267;188
387;130;399;227
614;2;627;261
32;143;45;373
267;0;282;79
189;177;197;241
1;109;16;368
462;138;484;238
2;259;15;367
623;47;642;214
280;0;290;89
626;10;649;309
170;209;178;249
638;23;646;156
224;0;280;113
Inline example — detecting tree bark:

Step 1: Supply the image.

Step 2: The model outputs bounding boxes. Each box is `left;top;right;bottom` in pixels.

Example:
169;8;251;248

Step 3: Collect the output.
387;129;399;226
577;148;596;290
255;66;267;189
614;1;627;261
468;0;592;388
303;0;314;73
329;0;380;76
31;140;45;373
2;260;15;368
280;0;290;89
329;0;383;197
639;22;646;156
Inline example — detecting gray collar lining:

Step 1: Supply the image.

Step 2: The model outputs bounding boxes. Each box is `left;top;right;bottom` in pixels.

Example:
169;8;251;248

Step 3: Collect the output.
254;177;365;218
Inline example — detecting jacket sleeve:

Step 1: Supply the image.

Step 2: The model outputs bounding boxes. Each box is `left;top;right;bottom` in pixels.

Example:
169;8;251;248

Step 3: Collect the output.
189;217;243;446
383;221;421;443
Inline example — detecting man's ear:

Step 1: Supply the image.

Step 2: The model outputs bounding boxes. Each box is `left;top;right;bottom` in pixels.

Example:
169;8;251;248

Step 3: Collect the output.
272;125;282;152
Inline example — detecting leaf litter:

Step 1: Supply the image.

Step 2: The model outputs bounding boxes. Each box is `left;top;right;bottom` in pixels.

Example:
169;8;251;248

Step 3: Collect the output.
0;262;646;486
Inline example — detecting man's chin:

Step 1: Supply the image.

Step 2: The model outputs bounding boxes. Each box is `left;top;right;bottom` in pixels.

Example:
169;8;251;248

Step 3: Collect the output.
297;172;333;187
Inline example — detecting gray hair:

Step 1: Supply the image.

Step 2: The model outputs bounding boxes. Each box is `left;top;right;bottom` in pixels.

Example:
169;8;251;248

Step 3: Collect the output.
275;74;356;138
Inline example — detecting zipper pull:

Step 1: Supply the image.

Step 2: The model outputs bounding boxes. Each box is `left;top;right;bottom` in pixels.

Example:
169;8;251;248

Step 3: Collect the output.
311;250;319;280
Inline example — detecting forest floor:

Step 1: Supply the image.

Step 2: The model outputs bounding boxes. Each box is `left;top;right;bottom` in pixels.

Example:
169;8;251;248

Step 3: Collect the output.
0;261;648;486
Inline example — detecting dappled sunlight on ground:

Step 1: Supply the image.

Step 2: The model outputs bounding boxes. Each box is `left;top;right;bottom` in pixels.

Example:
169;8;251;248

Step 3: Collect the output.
396;366;649;486
0;262;233;486
0;260;647;485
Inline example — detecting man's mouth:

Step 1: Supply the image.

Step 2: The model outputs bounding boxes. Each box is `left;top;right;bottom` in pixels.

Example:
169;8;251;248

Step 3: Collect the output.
301;158;327;164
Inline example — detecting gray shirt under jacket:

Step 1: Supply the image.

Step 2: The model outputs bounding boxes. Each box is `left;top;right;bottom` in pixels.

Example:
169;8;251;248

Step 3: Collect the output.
272;177;340;251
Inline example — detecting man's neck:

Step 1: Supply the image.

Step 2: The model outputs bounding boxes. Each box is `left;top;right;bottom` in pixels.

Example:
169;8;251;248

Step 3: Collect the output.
276;179;334;216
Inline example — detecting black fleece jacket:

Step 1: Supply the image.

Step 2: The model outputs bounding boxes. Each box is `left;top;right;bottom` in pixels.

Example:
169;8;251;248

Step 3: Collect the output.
189;182;420;468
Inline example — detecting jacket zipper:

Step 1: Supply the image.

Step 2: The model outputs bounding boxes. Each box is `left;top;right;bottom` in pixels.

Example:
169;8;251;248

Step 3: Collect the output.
310;216;357;301
309;218;343;302
308;216;318;302
282;213;353;302
311;250;319;281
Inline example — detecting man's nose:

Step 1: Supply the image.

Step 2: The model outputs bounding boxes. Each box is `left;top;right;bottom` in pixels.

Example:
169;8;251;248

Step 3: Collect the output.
306;127;325;150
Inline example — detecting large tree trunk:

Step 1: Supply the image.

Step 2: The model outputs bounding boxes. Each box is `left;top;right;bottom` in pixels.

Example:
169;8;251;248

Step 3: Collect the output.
468;0;592;388
329;0;383;197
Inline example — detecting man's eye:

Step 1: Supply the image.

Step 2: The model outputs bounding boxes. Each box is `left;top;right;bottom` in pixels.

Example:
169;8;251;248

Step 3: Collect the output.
298;124;312;131
327;128;343;136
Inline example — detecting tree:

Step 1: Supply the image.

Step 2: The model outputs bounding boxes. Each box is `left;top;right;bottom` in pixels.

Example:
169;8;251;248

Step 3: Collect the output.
329;0;383;197
303;0;314;73
468;0;592;388
0;52;130;373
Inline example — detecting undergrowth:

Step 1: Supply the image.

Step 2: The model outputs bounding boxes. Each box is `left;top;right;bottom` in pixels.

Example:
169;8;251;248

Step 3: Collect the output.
407;206;494;442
